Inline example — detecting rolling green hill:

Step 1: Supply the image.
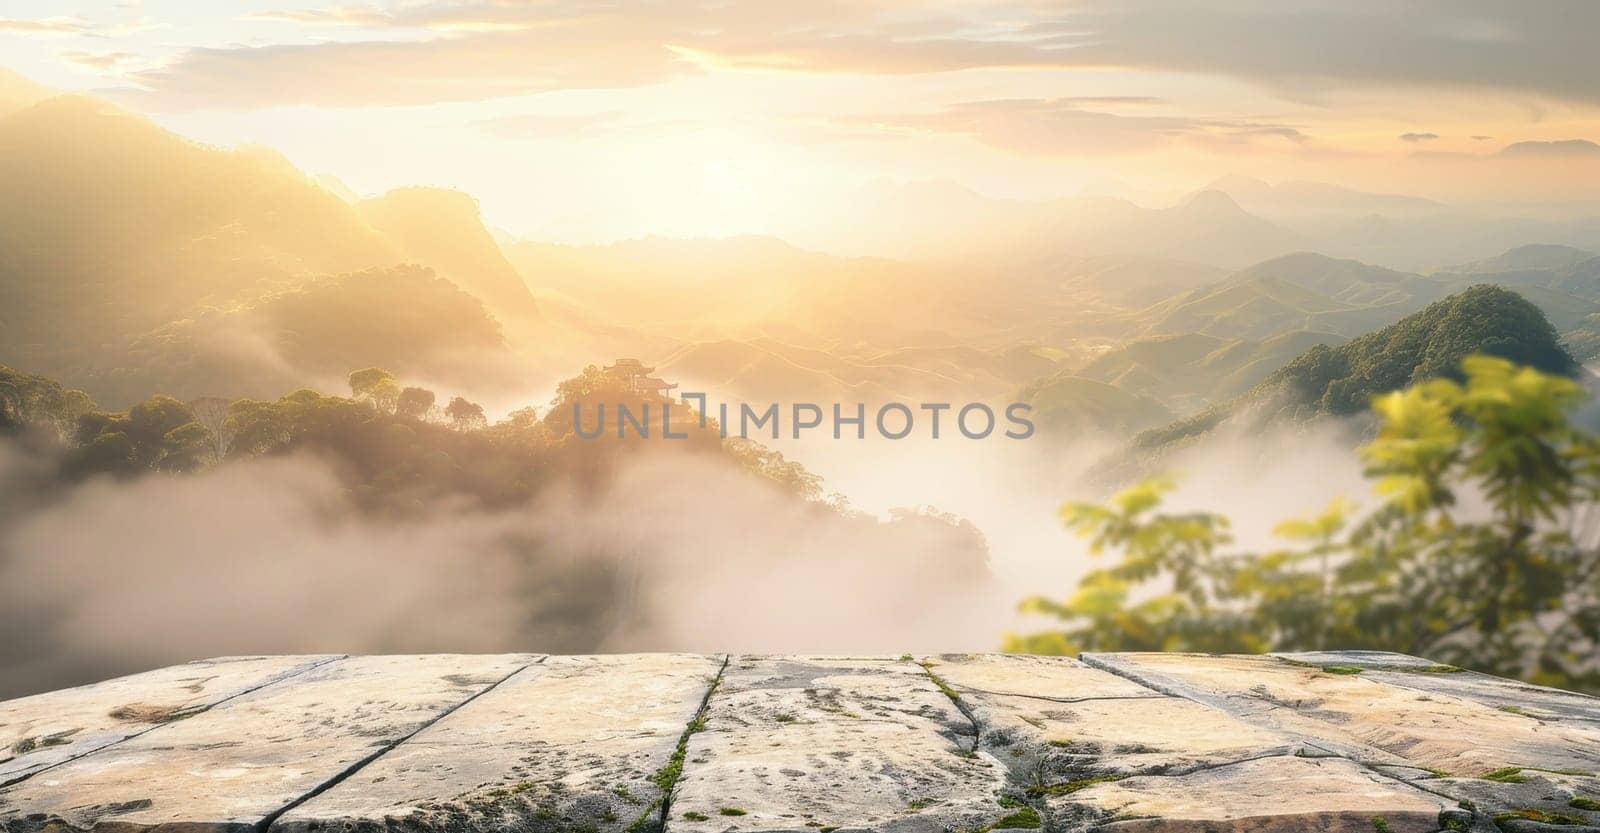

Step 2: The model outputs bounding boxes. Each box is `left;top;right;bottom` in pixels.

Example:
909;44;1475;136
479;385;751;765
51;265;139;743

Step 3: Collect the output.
1017;374;1175;436
1432;245;1600;358
1073;329;1349;412
1125;285;1577;456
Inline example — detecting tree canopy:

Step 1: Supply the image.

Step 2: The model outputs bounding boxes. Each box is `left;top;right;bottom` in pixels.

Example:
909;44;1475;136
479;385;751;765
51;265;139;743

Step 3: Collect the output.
1011;354;1600;692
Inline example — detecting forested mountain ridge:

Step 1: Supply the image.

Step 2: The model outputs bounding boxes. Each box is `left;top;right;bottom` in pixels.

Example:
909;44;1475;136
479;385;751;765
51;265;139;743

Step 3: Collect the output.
0;95;533;406
1125;285;1579;456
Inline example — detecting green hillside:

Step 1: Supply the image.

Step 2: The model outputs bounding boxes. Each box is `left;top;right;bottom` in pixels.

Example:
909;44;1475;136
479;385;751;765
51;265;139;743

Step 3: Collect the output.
1017;374;1174;436
1128;285;1578;453
1073;329;1348;411
1230;251;1435;306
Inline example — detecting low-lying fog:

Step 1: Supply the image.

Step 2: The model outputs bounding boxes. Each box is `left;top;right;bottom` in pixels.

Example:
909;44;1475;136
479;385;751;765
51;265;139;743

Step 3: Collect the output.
0;401;1375;698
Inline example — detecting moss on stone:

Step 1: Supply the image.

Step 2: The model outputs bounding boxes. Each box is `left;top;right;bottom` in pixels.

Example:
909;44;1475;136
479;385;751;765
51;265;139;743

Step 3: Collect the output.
1495;808;1587;825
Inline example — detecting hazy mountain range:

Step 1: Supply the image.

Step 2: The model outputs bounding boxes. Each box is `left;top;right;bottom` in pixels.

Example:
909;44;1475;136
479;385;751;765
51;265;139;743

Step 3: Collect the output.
3;85;1600;455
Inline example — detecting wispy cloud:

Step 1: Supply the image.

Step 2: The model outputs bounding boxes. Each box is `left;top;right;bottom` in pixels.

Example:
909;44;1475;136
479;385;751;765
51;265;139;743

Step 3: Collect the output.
475;111;623;139
846;98;1305;156
1497;139;1600;158
125;2;1093;110
0;16;92;37
1399;132;1439;142
82;0;1596;111
61;50;142;73
243;5;547;32
1;12;162;40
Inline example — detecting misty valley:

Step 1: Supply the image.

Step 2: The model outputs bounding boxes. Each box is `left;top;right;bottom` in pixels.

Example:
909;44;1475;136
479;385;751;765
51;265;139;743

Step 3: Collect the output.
2;77;1599;700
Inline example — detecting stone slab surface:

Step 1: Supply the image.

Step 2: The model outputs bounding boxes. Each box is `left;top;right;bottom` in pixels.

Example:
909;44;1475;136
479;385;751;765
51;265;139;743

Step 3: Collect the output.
1084;651;1600;831
1052;756;1455;833
923;653;1295;782
1276;650;1600;729
0;654;536;833
0;655;339;788
669;656;1012;833
274;653;723;833
1;652;1597;833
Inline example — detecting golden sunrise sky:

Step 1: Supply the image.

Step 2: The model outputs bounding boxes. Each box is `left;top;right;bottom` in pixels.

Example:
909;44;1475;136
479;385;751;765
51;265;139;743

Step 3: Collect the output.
6;0;1600;242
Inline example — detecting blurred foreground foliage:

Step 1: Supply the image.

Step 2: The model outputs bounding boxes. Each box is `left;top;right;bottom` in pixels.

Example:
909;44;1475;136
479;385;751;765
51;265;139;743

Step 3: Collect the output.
1009;355;1600;692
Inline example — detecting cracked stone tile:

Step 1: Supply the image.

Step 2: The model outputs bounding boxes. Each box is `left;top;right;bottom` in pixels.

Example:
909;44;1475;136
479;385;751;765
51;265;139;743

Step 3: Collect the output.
272;653;724;833
913;654;1160;702
0;654;536;833
2;653;1595;833
1276;651;1600;730
0;654;340;787
1430;770;1600;831
921;654;1296;786
1044;755;1457;833
1085;652;1600;829
667;656;1010;833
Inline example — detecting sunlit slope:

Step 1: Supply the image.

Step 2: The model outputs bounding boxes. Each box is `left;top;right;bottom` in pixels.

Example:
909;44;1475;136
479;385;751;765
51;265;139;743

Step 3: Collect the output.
504;235;1099;401
1034;254;1227;310
656;338;1036;403
120;265;509;401
504;235;997;346
0;96;393;334
0;96;519;404
0;67;52;116
504;234;1265;403
1016;374;1174;436
356;188;541;327
1071;329;1348;412
1129;253;1443;339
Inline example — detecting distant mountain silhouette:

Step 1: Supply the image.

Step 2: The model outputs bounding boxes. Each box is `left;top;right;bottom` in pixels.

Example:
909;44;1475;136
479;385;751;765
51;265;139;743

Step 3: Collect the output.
781;180;1309;268
1203;175;1446;220
1440;244;1596;275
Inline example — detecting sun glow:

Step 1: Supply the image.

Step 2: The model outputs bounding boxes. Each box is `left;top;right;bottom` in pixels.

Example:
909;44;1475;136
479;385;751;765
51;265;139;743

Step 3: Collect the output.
622;128;812;239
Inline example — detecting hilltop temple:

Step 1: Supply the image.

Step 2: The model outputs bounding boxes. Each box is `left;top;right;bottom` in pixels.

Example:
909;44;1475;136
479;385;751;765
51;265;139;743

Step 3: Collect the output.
604;358;678;398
